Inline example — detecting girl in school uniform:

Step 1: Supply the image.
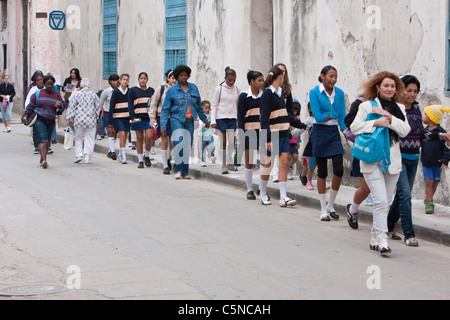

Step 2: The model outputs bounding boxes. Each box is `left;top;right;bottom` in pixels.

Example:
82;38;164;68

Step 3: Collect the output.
237;70;265;200
259;66;307;208
309;66;347;222
128;72;155;169
150;69;177;175
109;74;131;164
211;67;240;175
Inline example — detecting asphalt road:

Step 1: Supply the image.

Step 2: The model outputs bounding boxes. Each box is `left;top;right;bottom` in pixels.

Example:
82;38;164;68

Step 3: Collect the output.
0;122;449;301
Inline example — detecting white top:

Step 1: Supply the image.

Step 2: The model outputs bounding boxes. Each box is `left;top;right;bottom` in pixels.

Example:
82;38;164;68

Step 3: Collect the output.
211;82;240;124
350;98;411;175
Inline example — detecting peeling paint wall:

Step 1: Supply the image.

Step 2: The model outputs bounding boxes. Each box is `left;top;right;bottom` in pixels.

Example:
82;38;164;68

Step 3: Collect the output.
273;0;450;204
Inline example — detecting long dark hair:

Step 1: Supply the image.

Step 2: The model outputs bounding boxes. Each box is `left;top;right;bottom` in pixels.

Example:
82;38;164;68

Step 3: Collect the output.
70;68;82;81
263;67;283;89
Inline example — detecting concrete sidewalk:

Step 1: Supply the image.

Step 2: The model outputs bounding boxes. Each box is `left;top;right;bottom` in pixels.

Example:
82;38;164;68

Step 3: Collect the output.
53;126;450;247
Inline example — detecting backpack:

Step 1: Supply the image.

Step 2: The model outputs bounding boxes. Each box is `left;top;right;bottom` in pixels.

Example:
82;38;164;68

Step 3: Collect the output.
352;100;391;170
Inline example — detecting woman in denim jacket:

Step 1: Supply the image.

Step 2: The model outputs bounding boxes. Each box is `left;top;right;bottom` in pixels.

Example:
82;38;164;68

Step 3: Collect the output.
160;65;210;179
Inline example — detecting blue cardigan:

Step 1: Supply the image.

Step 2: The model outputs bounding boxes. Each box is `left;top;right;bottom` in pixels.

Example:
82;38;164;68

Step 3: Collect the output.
309;85;346;131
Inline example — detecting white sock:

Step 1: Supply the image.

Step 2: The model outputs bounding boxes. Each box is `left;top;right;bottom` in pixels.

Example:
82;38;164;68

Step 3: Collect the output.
279;182;287;200
120;148;126;160
327;189;339;212
259;178;268;197
108;138;115;153
350;201;360;215
319;193;328;216
161;150;168;169
138;154;144;162
245;168;253;192
144;150;150;158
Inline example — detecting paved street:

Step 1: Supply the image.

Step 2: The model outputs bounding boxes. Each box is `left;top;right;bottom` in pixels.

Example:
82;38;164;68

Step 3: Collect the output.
1;118;450;300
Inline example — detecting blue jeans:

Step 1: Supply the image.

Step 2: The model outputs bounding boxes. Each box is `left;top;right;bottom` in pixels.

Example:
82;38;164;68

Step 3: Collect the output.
199;135;215;162
171;118;194;177
387;158;419;239
1;102;13;122
33;116;56;145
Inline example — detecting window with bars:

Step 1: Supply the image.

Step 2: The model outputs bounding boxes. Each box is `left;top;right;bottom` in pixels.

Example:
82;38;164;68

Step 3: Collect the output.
103;0;117;79
165;0;187;72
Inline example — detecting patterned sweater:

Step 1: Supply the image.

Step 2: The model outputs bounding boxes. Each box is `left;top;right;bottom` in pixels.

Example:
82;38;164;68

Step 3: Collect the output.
66;89;101;128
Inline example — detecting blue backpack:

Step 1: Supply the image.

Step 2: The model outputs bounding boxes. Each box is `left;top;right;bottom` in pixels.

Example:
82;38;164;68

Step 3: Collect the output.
352;100;391;170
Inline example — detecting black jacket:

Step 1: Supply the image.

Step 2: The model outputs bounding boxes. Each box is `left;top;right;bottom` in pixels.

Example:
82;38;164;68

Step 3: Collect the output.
0;83;16;102
421;125;450;167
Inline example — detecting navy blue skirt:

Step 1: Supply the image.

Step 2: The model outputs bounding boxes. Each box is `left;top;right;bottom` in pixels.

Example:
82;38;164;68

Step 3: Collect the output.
311;124;344;158
131;119;151;131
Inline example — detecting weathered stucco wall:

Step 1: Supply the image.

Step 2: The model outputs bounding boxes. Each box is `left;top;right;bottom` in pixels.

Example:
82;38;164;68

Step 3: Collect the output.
273;0;450;204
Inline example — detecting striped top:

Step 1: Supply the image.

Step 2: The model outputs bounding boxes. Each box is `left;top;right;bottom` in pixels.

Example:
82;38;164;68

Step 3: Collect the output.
128;86;155;121
109;87;130;123
25;89;64;120
260;86;290;142
237;88;262;131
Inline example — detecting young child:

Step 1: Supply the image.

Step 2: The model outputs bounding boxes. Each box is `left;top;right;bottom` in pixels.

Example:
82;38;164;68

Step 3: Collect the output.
288;99;303;180
421;105;450;214
199;100;215;167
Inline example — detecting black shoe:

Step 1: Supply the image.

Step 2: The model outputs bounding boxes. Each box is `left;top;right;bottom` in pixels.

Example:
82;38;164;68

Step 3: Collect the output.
138;162;144;169
107;152;113;159
167;159;172;171
247;191;256;200
299;175;308;186
346;204;359;230
329;211;340;220
144;156;151;167
163;167;171;175
111;152;117;161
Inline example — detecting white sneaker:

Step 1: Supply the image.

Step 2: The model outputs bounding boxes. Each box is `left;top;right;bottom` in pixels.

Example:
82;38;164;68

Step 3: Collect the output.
370;232;379;251
260;194;272;206
150;147;156;155
211;156;216;164
84;157;92;164
74;157;83;164
201;162;206;167
280;197;297;207
175;172;182;180
272;177;279;183
377;233;391;255
287;172;294;181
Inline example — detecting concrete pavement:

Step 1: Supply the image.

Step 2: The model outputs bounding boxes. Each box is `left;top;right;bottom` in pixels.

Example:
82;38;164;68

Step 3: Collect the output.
53;122;450;247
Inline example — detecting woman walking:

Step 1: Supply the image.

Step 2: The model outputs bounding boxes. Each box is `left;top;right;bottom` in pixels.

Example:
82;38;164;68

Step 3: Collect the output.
22;75;64;169
351;71;411;254
128;72;155;169
0;75;16;133
211;67;240;174
66;78;101;164
150;69;177;174
160;65;210;180
237;70;264;200
100;74;120;160
109;74;131;164
259;66;307;207
309;66;347;222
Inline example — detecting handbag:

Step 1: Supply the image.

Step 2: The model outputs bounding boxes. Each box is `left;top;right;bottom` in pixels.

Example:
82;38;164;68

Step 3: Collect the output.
352;100;391;170
64;127;74;150
22;90;40;127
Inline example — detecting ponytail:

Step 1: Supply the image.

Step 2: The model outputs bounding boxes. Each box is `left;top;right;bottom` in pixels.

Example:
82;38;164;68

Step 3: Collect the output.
263;67;283;89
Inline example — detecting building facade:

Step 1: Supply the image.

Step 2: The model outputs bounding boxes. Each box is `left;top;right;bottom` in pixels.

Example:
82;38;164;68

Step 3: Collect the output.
2;0;450;204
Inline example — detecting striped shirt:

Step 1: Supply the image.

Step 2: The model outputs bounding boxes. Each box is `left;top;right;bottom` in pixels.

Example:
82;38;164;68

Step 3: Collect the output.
260;86;290;142
128;86;155;121
25;89;64;120
109;87;130;123
237;88;262;131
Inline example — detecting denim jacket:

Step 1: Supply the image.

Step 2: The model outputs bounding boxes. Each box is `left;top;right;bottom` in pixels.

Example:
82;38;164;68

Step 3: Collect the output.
160;82;208;130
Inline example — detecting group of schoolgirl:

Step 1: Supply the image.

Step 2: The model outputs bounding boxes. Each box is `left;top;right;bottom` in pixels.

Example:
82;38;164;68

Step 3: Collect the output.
101;71;176;171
